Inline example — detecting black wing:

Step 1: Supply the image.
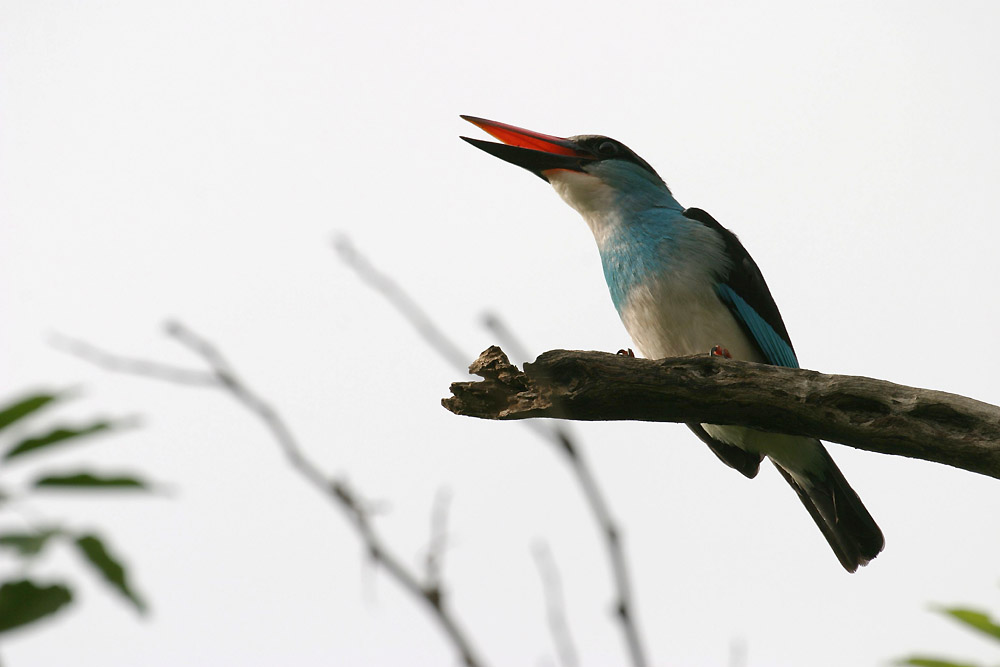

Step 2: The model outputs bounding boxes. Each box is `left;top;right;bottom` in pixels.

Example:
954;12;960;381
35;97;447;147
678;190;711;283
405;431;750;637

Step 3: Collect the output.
681;207;798;477
682;207;797;368
686;422;762;478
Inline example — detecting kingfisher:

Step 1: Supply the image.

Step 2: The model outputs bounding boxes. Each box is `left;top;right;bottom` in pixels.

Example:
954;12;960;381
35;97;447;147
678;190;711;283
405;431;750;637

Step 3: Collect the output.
460;115;884;572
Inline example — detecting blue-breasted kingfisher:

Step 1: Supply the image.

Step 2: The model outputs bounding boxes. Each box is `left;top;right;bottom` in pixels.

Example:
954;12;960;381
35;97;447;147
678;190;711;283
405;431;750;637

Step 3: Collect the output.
461;115;884;572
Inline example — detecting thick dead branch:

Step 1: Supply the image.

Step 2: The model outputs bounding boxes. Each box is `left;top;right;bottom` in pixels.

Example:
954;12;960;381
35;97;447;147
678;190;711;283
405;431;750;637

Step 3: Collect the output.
445;347;1000;480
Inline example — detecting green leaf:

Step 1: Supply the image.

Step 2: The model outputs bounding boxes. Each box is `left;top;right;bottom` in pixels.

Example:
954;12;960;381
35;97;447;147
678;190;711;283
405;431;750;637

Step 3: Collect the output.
896;658;980;667
940;607;1000;641
0;529;62;557
74;534;146;614
0;393;61;433
3;421;114;461
0;579;73;634
34;472;149;490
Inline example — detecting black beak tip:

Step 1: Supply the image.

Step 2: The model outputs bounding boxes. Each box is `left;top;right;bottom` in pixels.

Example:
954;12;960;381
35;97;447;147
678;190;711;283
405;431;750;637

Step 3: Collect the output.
460;136;498;150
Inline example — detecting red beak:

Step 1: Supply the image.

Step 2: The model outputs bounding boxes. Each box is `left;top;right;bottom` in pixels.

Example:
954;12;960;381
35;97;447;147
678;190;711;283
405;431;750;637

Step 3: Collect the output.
460;115;595;180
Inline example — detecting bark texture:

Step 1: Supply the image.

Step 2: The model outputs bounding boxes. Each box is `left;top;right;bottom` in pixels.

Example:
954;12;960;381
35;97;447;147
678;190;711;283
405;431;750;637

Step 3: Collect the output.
444;346;1000;480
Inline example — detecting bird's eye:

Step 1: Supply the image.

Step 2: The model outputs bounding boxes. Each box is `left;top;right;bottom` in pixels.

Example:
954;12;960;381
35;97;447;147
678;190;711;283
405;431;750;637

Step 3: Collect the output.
597;141;619;156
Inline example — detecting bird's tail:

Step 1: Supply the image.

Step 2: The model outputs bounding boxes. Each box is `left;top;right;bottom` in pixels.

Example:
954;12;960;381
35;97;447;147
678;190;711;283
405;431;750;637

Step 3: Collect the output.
773;449;885;573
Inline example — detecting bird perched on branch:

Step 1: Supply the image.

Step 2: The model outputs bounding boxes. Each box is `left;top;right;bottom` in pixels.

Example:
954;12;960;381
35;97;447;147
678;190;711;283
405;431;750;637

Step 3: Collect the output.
460;115;884;572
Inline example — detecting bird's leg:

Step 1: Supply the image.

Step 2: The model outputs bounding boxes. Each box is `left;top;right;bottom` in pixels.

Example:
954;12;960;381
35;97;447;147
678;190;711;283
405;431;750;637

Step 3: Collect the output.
616;348;635;358
710;345;732;359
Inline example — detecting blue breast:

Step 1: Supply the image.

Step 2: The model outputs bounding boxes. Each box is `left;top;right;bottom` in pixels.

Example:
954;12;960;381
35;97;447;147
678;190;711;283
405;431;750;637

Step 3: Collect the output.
598;207;699;315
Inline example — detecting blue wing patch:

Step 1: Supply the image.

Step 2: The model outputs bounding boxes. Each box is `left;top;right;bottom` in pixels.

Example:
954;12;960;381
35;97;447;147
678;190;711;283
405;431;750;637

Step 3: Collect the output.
716;284;799;368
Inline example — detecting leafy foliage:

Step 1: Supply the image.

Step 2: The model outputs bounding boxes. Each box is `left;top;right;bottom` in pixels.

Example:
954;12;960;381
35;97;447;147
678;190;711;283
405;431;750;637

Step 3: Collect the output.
75;534;147;613
0;390;153;640
939;607;1000;642
897;599;1000;667
0;393;61;432
0;580;73;634
4;421;115;461
898;659;980;667
0;528;62;558
33;472;149;490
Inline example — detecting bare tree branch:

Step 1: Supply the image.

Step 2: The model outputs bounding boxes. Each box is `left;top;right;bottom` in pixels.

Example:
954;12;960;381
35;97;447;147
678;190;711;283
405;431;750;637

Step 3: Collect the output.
444;347;1000;480
50;334;217;387
424;487;451;592
483;314;648;667
729;637;748;667
333;236;469;370
60;323;487;667
481;313;533;366
532;542;579;667
335;239;650;667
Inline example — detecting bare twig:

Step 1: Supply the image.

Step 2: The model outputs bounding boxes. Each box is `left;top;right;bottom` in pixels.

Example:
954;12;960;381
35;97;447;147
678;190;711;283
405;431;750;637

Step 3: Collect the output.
445;347;1000;480
335;239;650;667
729;637;748;667
333;236;469;370
481;313;533;366
424;487;451;592
61;323;487;667
484;314;647;667
532;542;579;667
50;334;217;387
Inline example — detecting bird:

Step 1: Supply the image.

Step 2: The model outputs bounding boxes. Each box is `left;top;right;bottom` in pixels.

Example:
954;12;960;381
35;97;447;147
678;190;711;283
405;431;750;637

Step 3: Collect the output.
460;115;885;572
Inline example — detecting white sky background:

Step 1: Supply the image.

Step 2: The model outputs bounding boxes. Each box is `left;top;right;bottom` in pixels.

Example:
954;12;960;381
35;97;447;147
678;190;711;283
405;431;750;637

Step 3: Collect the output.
2;1;1000;665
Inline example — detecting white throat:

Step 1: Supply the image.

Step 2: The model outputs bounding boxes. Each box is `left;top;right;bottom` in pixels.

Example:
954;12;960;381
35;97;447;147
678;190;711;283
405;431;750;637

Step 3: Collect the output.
547;170;622;247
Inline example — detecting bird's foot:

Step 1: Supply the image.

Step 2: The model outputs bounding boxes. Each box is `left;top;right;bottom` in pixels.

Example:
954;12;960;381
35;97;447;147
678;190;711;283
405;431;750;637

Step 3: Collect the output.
616;348;635;358
710;345;732;359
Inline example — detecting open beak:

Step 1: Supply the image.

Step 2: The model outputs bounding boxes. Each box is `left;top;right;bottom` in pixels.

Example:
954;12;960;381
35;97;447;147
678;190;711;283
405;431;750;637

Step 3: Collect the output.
460;115;595;181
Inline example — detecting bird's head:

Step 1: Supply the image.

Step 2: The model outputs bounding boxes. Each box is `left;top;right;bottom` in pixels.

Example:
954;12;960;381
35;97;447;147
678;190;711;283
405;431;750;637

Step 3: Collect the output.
460;115;673;219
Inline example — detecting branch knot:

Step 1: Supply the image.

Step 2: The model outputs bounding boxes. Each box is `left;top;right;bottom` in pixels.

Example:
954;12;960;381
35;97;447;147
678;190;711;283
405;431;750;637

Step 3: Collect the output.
443;347;551;419
443;346;1000;480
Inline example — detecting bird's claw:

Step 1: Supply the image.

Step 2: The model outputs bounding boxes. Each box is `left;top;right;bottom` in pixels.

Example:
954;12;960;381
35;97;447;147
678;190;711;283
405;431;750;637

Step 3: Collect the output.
710;345;732;359
616;348;635;358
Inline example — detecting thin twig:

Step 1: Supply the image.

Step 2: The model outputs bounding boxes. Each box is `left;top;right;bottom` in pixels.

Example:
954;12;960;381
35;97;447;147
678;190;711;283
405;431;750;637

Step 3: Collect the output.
49;333;217;387
424;487;452;591
484;315;647;667
481;313;533;366
335;237;649;667
532;541;579;667
60;323;487;667
333;236;469;370
730;637;748;667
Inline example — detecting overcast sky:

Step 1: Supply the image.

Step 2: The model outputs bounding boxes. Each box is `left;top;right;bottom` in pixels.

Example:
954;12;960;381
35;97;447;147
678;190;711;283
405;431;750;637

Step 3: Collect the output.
2;2;1000;666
